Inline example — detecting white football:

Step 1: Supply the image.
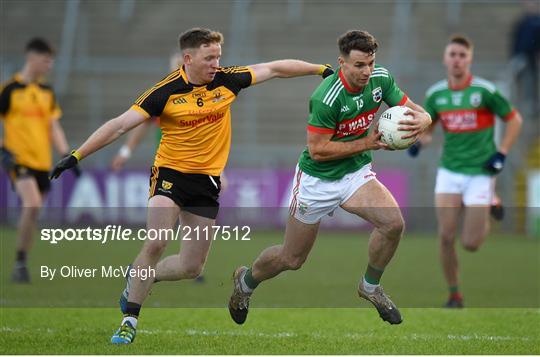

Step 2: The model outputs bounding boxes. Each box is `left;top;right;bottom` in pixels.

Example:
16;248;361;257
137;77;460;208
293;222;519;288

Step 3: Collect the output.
378;106;416;150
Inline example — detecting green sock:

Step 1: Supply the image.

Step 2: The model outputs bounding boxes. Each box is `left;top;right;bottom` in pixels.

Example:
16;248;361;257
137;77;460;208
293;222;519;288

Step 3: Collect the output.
364;264;384;285
243;268;259;290
449;286;459;294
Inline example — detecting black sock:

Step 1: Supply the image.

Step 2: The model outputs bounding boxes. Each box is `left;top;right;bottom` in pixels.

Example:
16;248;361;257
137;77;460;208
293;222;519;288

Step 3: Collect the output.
125;302;141;318
16;250;27;265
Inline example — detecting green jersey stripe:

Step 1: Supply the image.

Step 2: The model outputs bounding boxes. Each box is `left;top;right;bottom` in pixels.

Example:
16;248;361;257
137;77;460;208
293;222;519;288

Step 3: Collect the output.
327;84;344;106
322;79;342;105
471;78;496;93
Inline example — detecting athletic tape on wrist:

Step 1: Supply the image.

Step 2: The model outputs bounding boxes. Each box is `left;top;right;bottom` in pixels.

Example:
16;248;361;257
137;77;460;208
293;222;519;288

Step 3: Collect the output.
71;150;82;162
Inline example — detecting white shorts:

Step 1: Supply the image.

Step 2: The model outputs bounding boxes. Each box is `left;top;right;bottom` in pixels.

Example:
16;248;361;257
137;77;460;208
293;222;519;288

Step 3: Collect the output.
289;163;377;224
434;167;494;206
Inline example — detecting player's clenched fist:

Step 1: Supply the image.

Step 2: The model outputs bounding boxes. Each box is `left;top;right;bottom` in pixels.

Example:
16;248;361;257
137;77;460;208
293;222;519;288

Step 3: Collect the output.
50;150;82;179
484;151;506;174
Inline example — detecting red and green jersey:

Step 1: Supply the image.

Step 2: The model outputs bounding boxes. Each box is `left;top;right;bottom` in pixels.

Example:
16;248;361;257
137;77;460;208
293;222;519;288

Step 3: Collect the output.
424;75;516;175
298;65;407;180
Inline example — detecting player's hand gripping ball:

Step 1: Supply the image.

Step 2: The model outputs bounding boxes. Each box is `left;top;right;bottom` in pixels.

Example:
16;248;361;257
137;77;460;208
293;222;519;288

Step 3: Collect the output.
378;106;416;150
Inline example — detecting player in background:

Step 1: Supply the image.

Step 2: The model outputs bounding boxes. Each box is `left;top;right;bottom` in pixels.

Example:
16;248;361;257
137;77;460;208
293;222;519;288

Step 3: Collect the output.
407;35;522;308
0;38;79;283
228;30;432;325
50;27;334;344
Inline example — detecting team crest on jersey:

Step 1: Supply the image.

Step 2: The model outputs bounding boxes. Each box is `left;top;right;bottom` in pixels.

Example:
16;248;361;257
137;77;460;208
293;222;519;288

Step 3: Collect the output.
470;92;482;107
212;89;225;103
372;87;382;102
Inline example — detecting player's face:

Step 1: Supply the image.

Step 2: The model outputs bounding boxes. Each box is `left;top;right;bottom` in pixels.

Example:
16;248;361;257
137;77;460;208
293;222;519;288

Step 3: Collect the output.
27;52;54;76
444;43;472;78
185;43;221;83
339;50;375;90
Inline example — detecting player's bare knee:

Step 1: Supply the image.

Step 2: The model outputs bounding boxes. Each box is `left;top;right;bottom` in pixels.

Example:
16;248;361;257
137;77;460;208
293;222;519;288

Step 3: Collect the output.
182;263;204;279
462;240;481;252
22;205;41;217
143;240;168;258
439;230;457;246
382;217;404;240
440;237;455;250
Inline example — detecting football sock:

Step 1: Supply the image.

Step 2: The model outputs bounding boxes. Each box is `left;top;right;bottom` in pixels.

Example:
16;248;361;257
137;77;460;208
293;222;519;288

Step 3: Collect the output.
364;264;384;285
449;286;462;300
125;302;141;318
241;268;259;292
121;316;138;328
16;250;27;266
362;277;379;293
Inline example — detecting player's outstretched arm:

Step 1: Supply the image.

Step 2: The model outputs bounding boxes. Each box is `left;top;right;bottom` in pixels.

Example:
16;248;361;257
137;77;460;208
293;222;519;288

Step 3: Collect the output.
249;60;333;85
50;109;146;179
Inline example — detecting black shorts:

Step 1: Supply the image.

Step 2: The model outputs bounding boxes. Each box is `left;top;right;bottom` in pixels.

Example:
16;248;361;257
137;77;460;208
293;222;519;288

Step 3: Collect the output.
10;165;51;193
149;166;221;219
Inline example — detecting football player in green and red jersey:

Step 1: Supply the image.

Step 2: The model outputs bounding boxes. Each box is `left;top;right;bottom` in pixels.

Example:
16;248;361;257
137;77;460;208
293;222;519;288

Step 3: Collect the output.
228;30;432;325
407;35;522;308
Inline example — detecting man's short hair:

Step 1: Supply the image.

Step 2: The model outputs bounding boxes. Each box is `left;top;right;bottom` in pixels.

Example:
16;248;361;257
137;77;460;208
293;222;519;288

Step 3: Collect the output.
25;38;54;55
338;30;378;57
448;34;474;51
179;28;224;51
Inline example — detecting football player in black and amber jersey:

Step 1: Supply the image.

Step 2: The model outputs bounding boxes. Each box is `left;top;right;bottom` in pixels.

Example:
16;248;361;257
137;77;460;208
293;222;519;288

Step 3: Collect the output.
0;38;78;283
50;27;334;344
110;52;216;284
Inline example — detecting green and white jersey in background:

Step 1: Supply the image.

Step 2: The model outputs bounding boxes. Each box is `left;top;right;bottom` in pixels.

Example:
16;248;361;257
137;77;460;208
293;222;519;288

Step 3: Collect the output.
424;75;516;175
298;65;407;180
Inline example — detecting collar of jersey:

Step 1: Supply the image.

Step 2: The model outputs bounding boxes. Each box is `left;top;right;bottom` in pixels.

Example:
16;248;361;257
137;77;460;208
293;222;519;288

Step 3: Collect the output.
179;65;209;88
448;73;473;91
338;69;363;94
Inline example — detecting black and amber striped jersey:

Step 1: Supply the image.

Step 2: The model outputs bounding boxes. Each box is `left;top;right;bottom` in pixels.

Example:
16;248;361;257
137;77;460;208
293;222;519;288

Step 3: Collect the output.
0;73;62;171
131;65;255;176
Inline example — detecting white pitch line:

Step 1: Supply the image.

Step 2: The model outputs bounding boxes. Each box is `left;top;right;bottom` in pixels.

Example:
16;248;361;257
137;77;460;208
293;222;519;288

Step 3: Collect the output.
138;328;297;338
345;332;532;342
0;326;535;343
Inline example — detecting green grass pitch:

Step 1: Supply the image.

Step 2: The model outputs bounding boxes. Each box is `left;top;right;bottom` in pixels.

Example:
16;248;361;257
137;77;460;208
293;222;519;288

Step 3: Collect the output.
1;227;539;354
